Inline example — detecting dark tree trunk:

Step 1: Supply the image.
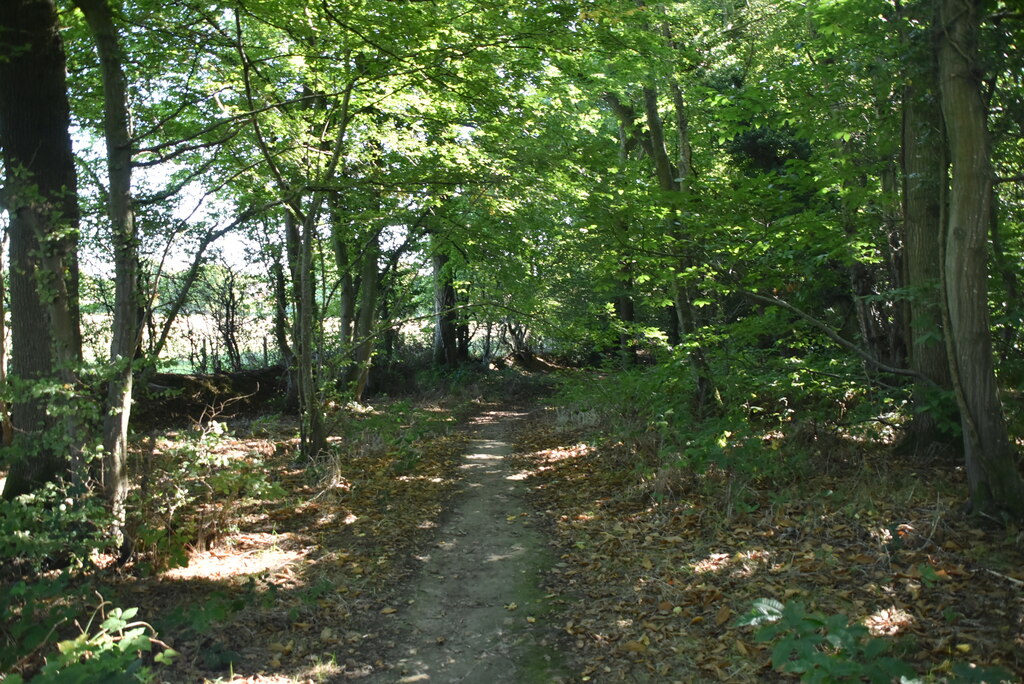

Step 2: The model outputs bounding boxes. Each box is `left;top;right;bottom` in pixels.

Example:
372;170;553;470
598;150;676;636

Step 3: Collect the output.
0;231;11;447
432;248;460;366
270;255;295;365
297;208;325;457
351;229;380;400
900;0;956;453
936;0;1024;517
78;0;137;524
641;84;720;413
332;224;355;353
0;0;84;498
612;123;637;368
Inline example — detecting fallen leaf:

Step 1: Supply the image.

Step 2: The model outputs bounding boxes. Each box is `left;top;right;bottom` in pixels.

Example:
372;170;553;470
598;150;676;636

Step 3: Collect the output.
621;640;648;654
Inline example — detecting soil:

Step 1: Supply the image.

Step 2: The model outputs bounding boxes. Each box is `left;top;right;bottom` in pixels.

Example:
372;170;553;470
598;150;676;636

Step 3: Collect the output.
365;408;567;683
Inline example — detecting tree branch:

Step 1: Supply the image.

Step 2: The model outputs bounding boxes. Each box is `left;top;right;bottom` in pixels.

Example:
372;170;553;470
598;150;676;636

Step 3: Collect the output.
742;291;936;385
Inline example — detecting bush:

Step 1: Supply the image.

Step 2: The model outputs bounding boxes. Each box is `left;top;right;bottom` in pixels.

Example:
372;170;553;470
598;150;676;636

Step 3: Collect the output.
7;602;179;683
739;598;1013;683
128;420;284;571
0;485;175;681
0;484;109;675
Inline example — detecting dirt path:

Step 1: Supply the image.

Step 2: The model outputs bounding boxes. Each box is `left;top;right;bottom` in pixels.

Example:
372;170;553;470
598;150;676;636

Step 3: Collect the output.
364;409;565;683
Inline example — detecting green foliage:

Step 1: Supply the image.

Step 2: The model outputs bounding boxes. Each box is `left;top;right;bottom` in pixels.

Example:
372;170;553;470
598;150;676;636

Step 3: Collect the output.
128;421;285;572
322;399;455;483
739;599;1014;684
0;483;109;576
20;602;178;684
551;338;877;492
0;485;110;675
739;598;916;682
0;488;173;682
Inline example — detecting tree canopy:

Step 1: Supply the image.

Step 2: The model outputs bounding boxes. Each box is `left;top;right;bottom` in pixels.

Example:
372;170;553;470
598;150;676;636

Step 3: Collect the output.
2;0;1022;512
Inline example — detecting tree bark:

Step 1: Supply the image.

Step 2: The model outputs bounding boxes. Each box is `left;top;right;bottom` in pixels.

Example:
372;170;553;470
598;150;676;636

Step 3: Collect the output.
936;0;1024;517
613;122;637;368
296;209;326;457
0;230;11;447
78;0;137;525
900;0;955;452
640;84;720;413
270;255;295;363
351;228;380;400
331;219;355;353
432;247;459;366
0;0;84;498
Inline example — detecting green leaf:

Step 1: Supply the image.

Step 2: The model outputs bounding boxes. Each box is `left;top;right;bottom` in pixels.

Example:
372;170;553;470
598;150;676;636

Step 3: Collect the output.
739;597;784;627
154;647;181;665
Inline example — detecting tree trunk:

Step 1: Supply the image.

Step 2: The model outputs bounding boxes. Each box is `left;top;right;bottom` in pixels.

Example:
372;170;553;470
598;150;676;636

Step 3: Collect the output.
936;0;1024;517
78;0;137;525
900;1;955;452
332;224;355;353
432;248;459;366
351;229;380;400
641;84;721;413
270;255;295;364
0;0;84;498
297;209;325;458
0;230;11;447
612;122;637;367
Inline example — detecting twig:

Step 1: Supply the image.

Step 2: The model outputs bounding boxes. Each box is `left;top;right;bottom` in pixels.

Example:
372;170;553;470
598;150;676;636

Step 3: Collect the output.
9;619;66;673
985;568;1024;586
914;494;945;551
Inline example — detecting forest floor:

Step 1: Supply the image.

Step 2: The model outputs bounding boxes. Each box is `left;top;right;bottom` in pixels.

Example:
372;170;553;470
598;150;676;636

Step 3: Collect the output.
107;377;1022;683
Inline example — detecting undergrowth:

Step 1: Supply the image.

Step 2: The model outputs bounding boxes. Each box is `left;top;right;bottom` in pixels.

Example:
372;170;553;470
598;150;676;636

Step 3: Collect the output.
550;346;910;509
524;357;1021;682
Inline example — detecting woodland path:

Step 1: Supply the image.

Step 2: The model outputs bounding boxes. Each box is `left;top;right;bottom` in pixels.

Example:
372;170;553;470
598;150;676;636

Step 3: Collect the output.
363;408;565;683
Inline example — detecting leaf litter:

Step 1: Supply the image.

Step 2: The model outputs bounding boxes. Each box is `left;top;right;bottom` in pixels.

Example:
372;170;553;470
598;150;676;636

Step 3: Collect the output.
107;392;1022;683
509;410;1023;683
111;401;469;682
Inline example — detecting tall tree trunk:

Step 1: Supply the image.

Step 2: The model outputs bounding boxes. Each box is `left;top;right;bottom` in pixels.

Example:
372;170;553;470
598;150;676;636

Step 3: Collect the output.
297;209;325;458
936;0;1024;517
78;0;137;526
298;207;325;455
352;229;380;400
0;0;84;498
432;247;459;366
900;0;955;452
270;256;295;364
641;84;720;413
0;230;11;447
613;122;637;367
331;223;355;353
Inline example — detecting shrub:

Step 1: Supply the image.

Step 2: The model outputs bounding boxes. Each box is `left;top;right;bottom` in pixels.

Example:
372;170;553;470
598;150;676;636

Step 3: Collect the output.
739;598;1014;683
